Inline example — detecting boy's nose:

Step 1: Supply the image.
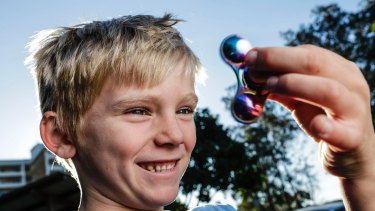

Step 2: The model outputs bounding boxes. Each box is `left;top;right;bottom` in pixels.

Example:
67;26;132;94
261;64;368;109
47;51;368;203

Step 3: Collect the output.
154;114;184;146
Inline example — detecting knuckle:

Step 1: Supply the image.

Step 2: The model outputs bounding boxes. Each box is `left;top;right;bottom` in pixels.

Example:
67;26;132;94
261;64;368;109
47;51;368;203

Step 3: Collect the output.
322;82;342;103
358;80;371;102
299;44;317;50
348;61;360;71
348;61;371;101
299;45;322;75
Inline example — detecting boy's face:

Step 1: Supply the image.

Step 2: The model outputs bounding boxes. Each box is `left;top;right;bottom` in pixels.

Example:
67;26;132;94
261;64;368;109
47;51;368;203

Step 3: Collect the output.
75;61;197;210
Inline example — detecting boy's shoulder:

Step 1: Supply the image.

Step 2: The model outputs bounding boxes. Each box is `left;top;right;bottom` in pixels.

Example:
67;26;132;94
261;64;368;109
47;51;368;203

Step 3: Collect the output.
188;204;236;211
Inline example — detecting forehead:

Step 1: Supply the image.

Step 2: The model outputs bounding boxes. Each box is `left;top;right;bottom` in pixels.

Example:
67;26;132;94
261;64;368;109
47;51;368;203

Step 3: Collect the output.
103;60;195;99
111;58;196;88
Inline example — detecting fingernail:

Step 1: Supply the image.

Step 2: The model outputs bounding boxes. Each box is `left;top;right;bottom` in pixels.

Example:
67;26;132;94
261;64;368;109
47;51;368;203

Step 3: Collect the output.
266;76;279;91
246;50;258;67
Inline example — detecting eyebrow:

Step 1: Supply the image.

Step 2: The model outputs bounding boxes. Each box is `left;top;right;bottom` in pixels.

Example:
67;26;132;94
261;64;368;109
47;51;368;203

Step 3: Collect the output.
182;93;199;106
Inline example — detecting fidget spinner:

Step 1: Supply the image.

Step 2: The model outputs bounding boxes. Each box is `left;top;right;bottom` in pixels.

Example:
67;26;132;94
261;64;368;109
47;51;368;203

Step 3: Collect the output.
220;34;269;124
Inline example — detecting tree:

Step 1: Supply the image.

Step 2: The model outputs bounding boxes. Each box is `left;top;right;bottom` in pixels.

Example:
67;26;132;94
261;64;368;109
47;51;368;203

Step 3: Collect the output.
165;108;246;210
180;108;246;205
234;0;375;209
231;102;316;211
167;0;375;209
219;84;317;210
166;106;316;210
282;0;375;124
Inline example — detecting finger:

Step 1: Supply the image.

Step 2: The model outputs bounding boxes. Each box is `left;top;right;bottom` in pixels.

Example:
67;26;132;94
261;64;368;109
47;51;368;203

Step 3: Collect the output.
267;73;354;118
267;93;298;111
311;114;360;151
268;94;326;139
271;88;363;152
292;103;326;140
245;45;360;84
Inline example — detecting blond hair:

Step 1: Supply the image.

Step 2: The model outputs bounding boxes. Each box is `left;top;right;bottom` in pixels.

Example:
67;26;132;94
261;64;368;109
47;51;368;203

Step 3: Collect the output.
26;14;202;140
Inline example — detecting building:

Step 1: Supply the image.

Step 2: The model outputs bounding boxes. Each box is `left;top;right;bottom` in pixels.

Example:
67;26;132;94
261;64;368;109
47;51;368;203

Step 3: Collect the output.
0;143;65;195
0;159;28;194
0;144;80;211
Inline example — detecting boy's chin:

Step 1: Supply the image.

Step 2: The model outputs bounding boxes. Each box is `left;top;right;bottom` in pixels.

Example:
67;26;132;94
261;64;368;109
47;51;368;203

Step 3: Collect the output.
140;187;179;209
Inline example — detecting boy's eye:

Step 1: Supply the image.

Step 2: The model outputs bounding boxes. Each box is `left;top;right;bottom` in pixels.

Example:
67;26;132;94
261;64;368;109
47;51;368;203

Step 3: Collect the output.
177;107;194;115
126;108;149;115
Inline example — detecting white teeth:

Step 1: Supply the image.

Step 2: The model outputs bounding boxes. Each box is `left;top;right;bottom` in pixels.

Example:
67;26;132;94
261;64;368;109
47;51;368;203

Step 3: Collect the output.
147;165;155;172
140;162;176;172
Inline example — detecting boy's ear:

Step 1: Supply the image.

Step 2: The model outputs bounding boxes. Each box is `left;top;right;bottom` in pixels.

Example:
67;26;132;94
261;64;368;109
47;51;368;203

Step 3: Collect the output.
40;111;76;159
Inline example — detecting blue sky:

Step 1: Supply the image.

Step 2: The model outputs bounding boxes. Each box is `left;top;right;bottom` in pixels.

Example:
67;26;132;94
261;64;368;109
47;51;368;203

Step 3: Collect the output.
0;0;361;203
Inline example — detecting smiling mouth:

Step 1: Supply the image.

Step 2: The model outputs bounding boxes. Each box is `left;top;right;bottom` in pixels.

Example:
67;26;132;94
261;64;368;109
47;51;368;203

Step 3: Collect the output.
138;161;177;173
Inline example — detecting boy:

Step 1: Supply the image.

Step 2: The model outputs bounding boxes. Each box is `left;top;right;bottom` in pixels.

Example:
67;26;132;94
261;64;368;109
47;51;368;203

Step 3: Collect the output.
27;14;375;210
